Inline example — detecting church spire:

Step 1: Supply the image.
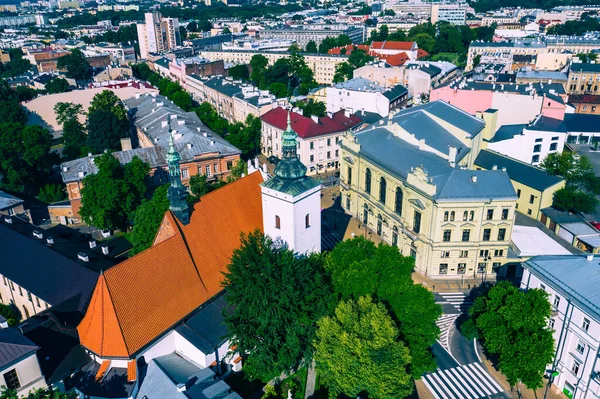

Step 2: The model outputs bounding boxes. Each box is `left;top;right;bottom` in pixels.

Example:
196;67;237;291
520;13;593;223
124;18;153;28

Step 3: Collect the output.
166;119;190;225
273;110;307;180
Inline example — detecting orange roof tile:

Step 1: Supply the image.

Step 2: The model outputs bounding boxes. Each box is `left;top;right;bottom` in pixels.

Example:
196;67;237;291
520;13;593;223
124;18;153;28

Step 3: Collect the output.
95;360;110;381
127;360;137;382
417;49;429;59
380;52;410;67
370;41;416;51
77;171;265;358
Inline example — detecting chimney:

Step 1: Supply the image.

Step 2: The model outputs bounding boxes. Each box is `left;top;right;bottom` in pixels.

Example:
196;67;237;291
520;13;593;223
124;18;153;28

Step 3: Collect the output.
481;109;499;145
3;217;12;224
471;175;478;183
311;115;319;123
46;237;54;245
587;254;594;262
501;167;507;172
101;246;109;255
33;230;43;239
492;164;498;170
89;240;97;249
448;146;457;167
62;166;68;172
177;384;186;392
419;138;426;150
120;137;132;151
78;252;89;262
88;152;92;157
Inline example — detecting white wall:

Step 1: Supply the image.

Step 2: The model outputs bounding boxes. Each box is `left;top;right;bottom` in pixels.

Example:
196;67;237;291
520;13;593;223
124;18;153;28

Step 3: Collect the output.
0;353;46;397
326;87;389;117
487;129;565;166
490;93;543;129
261;185;321;254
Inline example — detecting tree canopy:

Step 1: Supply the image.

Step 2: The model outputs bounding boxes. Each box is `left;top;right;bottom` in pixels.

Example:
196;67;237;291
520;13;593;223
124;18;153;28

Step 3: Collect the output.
0;388;76;399
57;48;91;81
541;151;600;214
462;281;554;394
325;237;441;377
129;184;170;255
79;153;149;230
314;296;413;399
86;90;131;153
222;230;332;381
55;102;88;160
45;77;70;94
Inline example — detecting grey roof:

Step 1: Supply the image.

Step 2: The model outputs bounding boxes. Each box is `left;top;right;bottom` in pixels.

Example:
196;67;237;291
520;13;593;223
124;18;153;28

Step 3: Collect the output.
202;77;243;97
138;353;242;399
570;63;600;73
175;295;230;355
516;70;568;80
333;77;385;92
0;224;98;310
354;110;384;125
559;222;598;236
528;116;567;132
447;81;566;97
353;127;516;201
62;94;241;183
71;360;136;398
0;328;38;370
392;101;485;139
0;191;23;211
475;150;564;191
383;84;408;101
490;124;527;142
525;255;600;322
564;113;600;133
154;57;171;69
541;207;584;224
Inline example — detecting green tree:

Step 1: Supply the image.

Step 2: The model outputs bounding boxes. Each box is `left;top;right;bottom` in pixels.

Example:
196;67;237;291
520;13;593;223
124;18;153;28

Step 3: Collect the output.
315;296;413;399
0;387;77;399
129;184;170;255
553;186;599;214
229;158;248;181
0;79;27;124
0;304;20;326
0;124;53;192
228;64;249;80
37;183;66;203
0;48;31;78
171;91;193;111
268;82;288;98
57;48;91;81
301;99;326;117
226;114;262;158
411;33;435;53
54;102;84;125
305;40;317;53
222;230;332;381
382;8;396;16
79;153;149;230
86;90;131;153
325;237;441;377
250;54;269;85
189;174;210;198
15;86;37;102
462;281;554;395
62;118;88;160
45;77;70;94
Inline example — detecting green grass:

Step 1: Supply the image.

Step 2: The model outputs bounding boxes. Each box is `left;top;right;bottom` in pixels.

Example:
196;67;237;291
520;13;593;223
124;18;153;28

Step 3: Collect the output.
429;52;460;63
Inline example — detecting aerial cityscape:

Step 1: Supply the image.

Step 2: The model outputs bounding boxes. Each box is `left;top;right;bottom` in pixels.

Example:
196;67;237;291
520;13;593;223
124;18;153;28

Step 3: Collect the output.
1;0;600;398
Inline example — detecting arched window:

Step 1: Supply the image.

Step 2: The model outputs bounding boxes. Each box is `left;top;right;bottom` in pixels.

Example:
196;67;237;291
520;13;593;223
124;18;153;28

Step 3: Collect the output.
469;211;475;221
444;211;449;221
450;211;455;221
392;226;398;247
365;168;372;194
363;204;369;225
275;215;281;229
377;214;383;236
395;187;403;215
379;177;387;204
305;214;310;228
463;211;468;221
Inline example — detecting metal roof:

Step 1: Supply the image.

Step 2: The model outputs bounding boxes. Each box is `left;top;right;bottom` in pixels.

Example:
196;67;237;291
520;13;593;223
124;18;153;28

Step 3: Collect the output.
175;295;230;355
564;113;600;133
475;149;564;192
0;328;38;369
525;255;600;322
0;191;23;211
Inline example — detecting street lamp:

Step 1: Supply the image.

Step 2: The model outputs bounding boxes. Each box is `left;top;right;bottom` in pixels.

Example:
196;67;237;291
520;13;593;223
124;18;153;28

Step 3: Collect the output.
331;192;337;230
543;370;559;399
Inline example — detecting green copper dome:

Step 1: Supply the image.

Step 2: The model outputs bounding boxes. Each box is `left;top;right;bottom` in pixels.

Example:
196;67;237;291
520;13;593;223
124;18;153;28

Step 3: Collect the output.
274;111;307;180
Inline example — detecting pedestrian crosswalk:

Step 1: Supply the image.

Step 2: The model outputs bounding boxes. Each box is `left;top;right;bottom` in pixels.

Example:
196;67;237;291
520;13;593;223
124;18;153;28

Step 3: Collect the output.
422;363;504;399
436;314;459;353
439;292;474;313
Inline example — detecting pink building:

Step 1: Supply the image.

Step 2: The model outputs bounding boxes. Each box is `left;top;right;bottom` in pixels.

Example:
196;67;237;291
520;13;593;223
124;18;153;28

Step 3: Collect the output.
430;82;566;129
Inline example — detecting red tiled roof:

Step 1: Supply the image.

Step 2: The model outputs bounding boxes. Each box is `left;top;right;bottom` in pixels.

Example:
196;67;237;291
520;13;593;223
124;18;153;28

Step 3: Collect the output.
379;52;410;67
370;41;415;51
95;360;110;381
328;44;369;55
569;94;600;104
417;49;429;59
77;172;265;358
261;107;362;139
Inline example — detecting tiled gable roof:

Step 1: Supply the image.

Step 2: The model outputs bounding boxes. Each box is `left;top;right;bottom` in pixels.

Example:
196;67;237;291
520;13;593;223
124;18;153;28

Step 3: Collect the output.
261;107;362;138
370;41;415;51
77;172;265;358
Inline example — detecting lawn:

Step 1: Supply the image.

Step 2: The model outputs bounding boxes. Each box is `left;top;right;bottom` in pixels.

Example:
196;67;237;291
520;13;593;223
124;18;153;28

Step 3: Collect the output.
429;52;461;63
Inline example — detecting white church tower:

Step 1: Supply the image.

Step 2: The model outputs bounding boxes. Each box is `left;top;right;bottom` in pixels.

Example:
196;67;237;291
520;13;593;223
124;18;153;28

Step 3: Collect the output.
260;111;322;254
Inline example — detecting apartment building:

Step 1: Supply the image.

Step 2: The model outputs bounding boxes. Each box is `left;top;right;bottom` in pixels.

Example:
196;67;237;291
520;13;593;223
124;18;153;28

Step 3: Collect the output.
431;3;468;25
339;101;518;278
467;35;600;70
260;26;365;48
326;77;407;117
199;50;348;85
261;107;363;175
521;255;600;399
567;62;600;95
87;43;136;65
137;12;181;60
185;75;285;123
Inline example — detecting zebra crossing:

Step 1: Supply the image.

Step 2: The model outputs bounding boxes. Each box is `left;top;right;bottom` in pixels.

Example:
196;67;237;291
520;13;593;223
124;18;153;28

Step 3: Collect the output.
422;363;504;399
439;292;474;313
436;313;459;353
